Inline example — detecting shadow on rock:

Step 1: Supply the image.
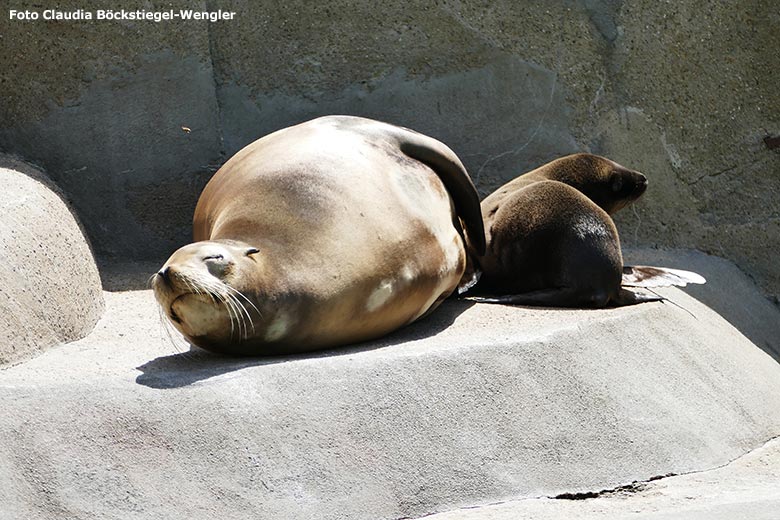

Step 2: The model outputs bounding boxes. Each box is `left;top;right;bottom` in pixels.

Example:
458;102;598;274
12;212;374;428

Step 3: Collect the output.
135;299;476;389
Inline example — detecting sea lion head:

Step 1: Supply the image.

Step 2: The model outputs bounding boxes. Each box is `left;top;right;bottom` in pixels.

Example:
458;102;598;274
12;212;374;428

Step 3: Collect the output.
151;240;263;348
545;153;648;214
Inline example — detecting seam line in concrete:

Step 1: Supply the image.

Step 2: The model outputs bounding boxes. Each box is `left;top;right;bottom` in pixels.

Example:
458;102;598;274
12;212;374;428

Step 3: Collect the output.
204;0;225;162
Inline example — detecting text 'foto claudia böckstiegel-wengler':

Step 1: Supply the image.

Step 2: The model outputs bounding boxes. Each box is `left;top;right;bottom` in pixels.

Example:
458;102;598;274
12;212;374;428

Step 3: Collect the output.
8;9;236;22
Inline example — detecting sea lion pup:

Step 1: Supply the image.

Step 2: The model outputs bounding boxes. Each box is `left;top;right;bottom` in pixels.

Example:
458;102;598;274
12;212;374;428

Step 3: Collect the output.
467;153;704;307
152;115;485;355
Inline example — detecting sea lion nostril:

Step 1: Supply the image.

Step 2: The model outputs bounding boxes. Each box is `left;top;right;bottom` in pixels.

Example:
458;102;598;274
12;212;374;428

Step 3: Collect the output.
158;267;171;283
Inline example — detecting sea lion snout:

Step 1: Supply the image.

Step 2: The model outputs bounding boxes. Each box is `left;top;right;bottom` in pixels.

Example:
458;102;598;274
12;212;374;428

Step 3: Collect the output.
151;239;265;345
628;170;648;195
634;175;648;197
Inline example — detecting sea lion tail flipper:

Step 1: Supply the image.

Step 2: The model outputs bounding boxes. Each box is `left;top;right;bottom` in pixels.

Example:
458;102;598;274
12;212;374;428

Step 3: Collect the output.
622;265;706;288
398;138;486;255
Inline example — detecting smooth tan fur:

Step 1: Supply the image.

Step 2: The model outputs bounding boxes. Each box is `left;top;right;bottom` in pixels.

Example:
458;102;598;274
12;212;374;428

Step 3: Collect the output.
153;116;484;354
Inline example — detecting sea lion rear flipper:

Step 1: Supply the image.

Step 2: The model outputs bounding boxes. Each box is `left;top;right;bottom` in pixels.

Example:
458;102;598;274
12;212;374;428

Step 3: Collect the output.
466;287;584;307
612;288;665;307
398;138;486;255
622;265;706;288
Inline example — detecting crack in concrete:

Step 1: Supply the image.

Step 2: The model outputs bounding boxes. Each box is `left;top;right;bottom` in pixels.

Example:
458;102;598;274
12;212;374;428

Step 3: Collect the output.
588;74;607;122
403;434;780;520
549;433;780;502
552;472;674;501
686;157;764;185
472;15;564;189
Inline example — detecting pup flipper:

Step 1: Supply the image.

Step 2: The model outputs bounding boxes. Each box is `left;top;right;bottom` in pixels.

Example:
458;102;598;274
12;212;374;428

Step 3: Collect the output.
622;265;706;288
467;288;592;308
611;288;665;307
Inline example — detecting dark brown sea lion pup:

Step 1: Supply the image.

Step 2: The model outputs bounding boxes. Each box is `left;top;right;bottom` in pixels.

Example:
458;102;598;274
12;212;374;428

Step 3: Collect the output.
152;115;485;355
467;153;704;307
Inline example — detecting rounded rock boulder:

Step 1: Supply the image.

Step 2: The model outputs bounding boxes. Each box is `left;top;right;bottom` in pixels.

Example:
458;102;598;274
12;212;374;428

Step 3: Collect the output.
0;155;103;365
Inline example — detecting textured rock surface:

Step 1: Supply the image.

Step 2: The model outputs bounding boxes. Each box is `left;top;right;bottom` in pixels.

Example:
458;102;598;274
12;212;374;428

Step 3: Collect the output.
1;1;777;303
624;247;780;362
1;252;779;519
414;436;780;520
0;0;221;259
0;155;103;365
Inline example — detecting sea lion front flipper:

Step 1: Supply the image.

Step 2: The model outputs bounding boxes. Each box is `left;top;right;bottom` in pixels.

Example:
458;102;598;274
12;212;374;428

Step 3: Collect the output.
622;265;706;288
457;267;481;295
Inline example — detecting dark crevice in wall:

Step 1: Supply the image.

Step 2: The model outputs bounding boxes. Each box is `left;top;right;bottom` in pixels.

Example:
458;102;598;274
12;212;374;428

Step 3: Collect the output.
553;473;672;500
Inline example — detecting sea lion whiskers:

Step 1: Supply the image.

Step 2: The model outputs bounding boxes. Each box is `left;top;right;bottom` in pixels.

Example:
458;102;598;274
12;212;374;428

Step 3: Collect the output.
223;284;262;319
221;284;262;335
220;290;248;340
216;288;239;340
150;271;195;354
222;289;256;341
198;277;243;340
167;269;240;340
166;264;259;341
199;277;258;341
157;300;186;354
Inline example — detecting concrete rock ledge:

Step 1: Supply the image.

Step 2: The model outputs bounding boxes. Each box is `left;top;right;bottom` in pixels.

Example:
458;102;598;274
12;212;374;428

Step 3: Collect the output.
0;155;103;365
415;436;780;520
1;251;779;520
624;247;780;362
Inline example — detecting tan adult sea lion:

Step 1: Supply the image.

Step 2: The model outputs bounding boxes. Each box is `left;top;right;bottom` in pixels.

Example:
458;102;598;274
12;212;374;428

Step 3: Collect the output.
468;153;704;307
152;115;485;355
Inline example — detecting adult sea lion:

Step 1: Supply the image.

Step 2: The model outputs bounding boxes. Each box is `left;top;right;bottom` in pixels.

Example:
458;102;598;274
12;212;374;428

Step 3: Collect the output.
468;153;704;307
152;115;485;355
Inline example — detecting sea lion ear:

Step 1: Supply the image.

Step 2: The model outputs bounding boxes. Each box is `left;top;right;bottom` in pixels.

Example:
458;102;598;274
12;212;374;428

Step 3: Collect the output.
245;247;260;256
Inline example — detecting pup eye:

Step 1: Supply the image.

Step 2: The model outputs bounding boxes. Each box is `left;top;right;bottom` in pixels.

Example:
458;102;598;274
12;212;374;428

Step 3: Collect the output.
245;248;259;256
611;176;623;192
203;254;224;261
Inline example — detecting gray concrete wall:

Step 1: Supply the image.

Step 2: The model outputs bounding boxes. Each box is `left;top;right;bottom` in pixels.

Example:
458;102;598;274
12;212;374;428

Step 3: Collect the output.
1;0;777;301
